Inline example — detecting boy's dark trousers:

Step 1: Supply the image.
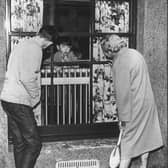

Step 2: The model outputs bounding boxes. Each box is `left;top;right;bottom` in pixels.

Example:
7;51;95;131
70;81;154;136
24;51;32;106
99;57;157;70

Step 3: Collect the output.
1;101;42;168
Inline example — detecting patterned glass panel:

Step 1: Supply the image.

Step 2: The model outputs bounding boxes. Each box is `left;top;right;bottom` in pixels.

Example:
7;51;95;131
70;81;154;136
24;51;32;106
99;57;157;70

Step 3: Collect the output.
93;36;129;61
92;64;118;123
11;0;43;32
95;0;129;33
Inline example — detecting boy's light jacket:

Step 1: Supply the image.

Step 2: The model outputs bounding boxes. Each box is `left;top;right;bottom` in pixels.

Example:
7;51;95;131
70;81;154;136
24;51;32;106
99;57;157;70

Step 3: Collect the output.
1;38;42;107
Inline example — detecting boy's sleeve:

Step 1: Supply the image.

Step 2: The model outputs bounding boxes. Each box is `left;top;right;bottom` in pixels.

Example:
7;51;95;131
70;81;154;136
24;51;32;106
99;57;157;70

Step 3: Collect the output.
19;44;42;99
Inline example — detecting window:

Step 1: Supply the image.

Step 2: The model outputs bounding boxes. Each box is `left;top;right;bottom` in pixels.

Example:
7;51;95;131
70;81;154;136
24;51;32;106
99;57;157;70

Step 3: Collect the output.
7;0;136;141
43;0;90;60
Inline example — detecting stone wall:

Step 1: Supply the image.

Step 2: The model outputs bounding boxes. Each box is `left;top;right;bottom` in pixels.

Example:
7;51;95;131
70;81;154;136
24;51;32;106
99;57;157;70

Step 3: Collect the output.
0;0;11;167
137;0;167;167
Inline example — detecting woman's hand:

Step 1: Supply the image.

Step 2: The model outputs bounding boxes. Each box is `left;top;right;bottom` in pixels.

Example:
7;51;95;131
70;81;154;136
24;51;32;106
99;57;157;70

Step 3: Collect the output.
119;121;127;131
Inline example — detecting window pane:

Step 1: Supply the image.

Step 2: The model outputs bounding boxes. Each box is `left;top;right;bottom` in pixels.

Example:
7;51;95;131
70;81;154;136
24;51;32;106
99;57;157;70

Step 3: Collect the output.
43;1;90;32
95;0;129;33
42;36;90;63
93;36;129;61
92;64;118;123
11;0;43;32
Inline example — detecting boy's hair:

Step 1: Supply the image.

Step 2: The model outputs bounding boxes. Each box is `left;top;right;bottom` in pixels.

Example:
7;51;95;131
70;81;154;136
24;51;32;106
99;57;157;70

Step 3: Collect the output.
38;25;58;43
57;36;72;46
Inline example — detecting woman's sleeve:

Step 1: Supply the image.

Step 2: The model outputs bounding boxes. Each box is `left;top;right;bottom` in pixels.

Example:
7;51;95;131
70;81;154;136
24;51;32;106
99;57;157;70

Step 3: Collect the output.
115;61;132;122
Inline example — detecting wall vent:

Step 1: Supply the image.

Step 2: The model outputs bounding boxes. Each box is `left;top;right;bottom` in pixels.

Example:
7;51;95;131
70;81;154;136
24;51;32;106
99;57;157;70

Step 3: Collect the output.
55;159;100;168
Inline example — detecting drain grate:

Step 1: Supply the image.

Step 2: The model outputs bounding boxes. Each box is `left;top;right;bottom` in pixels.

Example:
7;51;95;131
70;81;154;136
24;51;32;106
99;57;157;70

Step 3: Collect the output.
55;159;100;168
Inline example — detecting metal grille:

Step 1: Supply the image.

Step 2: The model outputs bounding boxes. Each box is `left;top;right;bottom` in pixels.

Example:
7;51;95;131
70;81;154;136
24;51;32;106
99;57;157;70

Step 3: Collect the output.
41;67;90;125
55;159;100;168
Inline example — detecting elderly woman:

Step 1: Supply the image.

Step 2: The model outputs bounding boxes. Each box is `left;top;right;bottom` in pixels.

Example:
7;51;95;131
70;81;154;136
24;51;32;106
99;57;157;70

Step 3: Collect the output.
101;35;163;168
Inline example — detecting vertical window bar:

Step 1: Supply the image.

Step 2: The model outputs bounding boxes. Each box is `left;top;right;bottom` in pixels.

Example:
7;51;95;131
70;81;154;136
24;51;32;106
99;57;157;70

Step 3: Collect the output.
45;69;48;125
68;70;71;124
57;85;60;125
85;69;88;124
50;46;55;125
53;69;56;111
74;69;77;125
63;69;65;125
88;70;91;124
80;69;82;124
56;70;59;125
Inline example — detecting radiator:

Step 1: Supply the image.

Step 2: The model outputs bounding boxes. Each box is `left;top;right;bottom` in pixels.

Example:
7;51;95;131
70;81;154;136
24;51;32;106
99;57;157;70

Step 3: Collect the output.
55;159;100;168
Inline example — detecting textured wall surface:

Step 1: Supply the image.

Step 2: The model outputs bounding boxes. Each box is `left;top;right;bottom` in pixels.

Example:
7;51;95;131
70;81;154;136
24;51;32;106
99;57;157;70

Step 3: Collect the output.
137;0;167;167
0;0;10;168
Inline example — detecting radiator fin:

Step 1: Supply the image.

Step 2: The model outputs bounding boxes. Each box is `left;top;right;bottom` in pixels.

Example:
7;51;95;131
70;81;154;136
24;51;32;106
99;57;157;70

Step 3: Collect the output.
56;159;100;168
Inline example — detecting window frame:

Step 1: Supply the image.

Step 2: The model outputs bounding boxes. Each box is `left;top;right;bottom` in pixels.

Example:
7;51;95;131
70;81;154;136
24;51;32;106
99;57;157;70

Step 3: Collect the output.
7;0;137;142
